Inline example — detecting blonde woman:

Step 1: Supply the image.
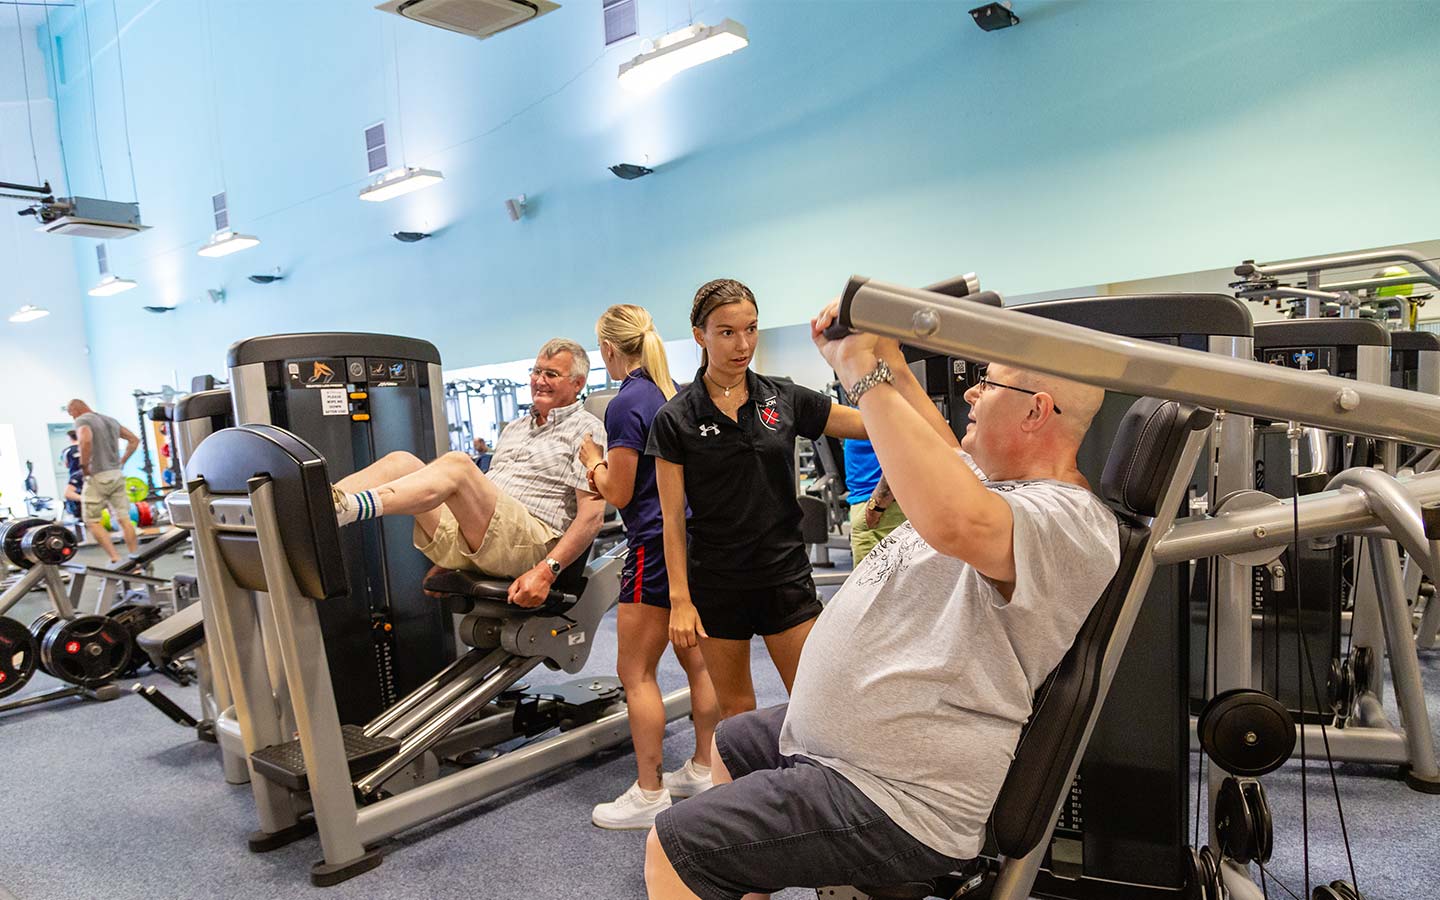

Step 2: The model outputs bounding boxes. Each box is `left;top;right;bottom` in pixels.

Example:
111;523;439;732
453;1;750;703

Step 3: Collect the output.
580;304;720;830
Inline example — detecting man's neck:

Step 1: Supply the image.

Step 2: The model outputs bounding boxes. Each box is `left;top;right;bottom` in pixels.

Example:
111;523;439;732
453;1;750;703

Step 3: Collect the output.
982;446;1088;489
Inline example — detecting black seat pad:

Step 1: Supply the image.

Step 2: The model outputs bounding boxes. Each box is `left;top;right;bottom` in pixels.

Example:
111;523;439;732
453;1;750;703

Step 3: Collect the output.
423;551;590;618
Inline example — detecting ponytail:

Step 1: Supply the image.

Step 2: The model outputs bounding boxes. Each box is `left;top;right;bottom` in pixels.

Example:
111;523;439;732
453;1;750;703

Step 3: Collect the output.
596;304;676;399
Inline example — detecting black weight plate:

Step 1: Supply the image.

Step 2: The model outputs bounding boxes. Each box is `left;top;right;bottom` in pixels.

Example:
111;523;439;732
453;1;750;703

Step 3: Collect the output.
40;615;132;688
1312;888;1343;900
29;611;62;669
1241;780;1273;864
20;524;77;566
1199;688;1297;777
1216;777;1255;864
1327;881;1361;900
105;603;161;676
0;616;39;699
1;517;48;569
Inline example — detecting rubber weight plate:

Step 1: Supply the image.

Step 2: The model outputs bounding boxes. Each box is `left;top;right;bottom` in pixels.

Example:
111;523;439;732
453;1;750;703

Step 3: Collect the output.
1198;688;1297;777
1;517;49;569
124;477;148;503
20;523;77;566
105;602;161;676
0;616;39;699
39;615;132;688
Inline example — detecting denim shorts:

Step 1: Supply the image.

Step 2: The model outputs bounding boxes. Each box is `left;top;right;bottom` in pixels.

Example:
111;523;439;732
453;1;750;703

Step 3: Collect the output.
653;704;968;900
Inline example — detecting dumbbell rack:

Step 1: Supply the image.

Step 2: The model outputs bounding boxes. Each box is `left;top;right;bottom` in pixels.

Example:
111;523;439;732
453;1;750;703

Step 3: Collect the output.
0;519;131;714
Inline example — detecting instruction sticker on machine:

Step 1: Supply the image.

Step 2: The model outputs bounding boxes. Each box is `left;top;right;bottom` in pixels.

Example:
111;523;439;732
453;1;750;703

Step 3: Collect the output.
320;388;348;416
568;632;586;646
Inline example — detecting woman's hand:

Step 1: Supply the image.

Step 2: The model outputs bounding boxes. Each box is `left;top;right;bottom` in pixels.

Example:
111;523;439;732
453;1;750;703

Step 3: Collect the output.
669;601;708;649
578;432;604;470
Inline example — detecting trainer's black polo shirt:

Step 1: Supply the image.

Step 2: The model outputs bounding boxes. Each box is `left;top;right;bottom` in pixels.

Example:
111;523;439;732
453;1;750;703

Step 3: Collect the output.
648;368;833;589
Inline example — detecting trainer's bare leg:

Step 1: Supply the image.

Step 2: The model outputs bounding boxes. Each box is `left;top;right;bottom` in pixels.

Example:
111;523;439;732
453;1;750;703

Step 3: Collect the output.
761;616;817;694
698;637;756;720
674;642;717;768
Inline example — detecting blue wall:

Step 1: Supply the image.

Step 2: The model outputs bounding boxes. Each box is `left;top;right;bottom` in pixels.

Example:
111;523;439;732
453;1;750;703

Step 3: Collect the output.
27;0;1440;424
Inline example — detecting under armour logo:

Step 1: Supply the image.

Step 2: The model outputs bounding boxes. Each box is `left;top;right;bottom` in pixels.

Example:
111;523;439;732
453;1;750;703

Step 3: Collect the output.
699;423;720;437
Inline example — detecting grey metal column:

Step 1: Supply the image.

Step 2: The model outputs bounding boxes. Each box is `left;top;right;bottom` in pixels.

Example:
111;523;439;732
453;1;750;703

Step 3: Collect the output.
1365;535;1440;789
177;489;301;834
246;479;368;870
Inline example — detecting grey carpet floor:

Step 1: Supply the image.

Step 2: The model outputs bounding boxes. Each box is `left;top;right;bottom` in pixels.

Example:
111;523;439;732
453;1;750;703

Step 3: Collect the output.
1;545;1437;899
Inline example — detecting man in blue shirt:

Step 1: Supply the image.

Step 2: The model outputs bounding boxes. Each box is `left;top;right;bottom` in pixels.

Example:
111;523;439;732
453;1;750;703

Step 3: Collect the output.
843;438;905;563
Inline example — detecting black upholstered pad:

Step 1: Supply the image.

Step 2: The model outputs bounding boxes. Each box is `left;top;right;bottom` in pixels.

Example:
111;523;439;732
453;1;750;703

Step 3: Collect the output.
422;550;590;617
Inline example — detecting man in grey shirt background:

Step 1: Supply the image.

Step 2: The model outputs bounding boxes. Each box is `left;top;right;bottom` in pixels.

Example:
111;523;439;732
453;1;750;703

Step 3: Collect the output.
644;308;1119;900
67;399;141;564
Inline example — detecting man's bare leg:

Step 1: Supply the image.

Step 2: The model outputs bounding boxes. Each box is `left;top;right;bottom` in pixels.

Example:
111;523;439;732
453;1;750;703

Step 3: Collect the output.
119;518;140;555
349;451;499;551
335;450;425;493
86;519;122;564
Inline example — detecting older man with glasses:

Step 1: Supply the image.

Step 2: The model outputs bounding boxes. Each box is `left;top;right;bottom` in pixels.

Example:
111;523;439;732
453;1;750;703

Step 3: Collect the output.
329;337;606;607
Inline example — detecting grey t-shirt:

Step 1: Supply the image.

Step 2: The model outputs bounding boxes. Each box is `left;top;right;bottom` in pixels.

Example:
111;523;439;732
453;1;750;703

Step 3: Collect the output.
778;460;1120;859
75;411;123;476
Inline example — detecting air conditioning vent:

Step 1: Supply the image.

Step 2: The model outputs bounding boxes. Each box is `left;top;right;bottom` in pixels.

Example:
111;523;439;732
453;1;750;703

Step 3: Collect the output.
212;191;229;232
96;244;109;275
365;122;388;174
375;0;561;40
603;0;636;45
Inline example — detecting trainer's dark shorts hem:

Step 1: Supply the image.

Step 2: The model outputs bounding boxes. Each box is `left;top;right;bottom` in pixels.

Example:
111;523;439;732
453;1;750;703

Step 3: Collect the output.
690;574;823;641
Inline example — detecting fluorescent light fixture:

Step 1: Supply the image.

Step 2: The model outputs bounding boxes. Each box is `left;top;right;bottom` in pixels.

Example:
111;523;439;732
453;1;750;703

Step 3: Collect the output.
618;19;748;93
359;167;445;202
88;275;140;297
8;304;50;323
198;230;261;258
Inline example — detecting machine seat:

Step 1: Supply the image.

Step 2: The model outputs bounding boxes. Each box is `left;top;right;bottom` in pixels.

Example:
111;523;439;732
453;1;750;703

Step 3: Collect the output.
424;551;590;618
833;396;1212;899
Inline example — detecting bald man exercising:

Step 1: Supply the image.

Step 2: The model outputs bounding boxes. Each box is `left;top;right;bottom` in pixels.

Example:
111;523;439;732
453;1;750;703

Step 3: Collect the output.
643;303;1119;900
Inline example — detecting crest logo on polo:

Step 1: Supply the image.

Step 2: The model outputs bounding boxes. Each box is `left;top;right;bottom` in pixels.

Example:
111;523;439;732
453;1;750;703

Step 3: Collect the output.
759;396;780;431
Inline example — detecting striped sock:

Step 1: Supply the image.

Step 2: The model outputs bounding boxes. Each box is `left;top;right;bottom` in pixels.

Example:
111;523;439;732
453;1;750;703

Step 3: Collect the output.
335;489;384;527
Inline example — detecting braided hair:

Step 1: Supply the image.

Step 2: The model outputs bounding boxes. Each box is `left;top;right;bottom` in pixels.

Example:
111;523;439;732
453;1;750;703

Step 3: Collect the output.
690;279;758;367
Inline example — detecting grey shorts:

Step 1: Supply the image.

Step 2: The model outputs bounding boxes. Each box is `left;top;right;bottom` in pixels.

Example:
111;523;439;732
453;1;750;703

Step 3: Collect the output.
653;704;967;900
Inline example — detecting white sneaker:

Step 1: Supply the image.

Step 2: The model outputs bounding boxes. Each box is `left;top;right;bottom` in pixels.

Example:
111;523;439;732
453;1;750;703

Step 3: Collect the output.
663;758;713;799
591;782;671;830
332;486;356;526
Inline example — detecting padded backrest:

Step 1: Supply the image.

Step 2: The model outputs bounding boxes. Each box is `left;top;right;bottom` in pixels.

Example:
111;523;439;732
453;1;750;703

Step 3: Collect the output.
991;397;1211;857
184;424;348;601
1100;397;1213;519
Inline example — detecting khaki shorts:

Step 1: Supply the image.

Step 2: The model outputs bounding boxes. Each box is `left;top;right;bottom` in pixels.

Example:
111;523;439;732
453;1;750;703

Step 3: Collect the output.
82;472;130;523
413;491;559;579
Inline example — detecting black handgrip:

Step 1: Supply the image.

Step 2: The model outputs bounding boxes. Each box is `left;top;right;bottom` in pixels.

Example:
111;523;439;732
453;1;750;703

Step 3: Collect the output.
821;276;871;340
132;683;199;727
1422;502;1440;540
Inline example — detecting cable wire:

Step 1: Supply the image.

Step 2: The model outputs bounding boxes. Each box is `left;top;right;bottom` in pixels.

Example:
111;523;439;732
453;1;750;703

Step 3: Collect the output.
41;1;73;192
13;0;43;185
109;0;138;200
77;0;108;198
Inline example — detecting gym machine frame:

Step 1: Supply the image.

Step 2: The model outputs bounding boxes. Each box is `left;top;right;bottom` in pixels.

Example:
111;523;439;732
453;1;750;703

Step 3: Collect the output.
168;459;689;885
831;276;1440;900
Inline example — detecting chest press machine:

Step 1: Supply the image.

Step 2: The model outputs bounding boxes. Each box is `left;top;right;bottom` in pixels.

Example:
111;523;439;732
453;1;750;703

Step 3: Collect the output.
821;275;1440;900
168;423;689;886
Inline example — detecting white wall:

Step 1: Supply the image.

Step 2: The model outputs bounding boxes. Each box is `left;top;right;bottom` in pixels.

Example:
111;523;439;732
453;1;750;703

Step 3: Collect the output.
0;23;97;506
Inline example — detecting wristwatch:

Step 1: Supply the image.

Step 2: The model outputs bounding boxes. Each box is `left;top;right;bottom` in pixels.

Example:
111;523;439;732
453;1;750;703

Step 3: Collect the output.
544;557;563;577
846;358;895;405
865;498;888;514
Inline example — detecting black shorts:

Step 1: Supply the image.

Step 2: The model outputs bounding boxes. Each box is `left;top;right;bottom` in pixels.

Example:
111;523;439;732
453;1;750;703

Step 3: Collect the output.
654;704;967;900
619;537;669;609
689;574;822;641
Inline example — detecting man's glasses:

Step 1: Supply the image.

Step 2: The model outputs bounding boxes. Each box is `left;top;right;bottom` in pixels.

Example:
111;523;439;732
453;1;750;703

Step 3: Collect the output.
975;369;1063;415
531;367;567;381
